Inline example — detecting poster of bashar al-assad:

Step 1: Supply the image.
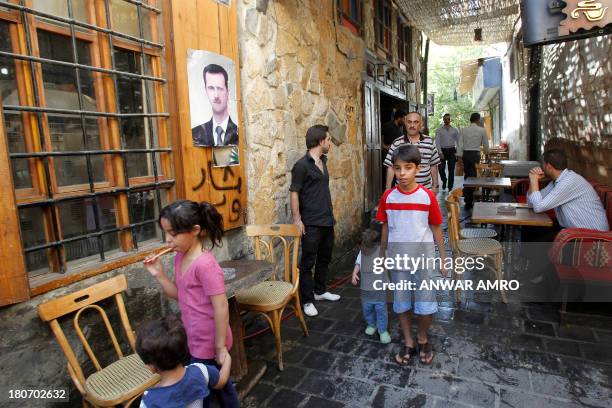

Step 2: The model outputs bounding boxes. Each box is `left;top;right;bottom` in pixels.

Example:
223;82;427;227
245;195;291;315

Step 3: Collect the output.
188;49;239;150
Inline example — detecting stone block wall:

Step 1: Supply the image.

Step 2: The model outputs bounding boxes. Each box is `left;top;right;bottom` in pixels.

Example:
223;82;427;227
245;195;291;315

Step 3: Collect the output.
0;256;178;408
238;0;366;245
539;34;611;185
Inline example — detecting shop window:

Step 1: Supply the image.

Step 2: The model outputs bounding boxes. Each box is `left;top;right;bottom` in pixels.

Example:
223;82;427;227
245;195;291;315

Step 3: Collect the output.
374;0;391;52
0;0;173;303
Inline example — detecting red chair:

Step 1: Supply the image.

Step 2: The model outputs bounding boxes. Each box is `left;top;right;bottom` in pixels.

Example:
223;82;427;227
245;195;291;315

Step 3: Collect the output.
548;190;612;312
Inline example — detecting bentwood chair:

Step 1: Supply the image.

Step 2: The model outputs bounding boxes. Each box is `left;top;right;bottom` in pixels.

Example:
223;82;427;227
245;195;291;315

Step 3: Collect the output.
235;224;309;370
445;197;507;303
475;163;505;201
38;275;159;407
448;189;497;239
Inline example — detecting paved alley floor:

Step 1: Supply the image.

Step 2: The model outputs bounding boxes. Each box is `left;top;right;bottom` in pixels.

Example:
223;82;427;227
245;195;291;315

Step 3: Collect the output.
241;281;612;408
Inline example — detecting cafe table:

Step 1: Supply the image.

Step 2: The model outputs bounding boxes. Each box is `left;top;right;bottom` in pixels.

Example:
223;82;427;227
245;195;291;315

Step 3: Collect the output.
500;160;540;178
221;259;274;398
463;177;512;189
470;203;553;276
470;202;553;227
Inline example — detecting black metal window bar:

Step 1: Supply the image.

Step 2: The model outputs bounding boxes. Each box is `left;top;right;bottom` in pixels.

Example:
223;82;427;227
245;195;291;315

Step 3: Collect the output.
0;0;174;274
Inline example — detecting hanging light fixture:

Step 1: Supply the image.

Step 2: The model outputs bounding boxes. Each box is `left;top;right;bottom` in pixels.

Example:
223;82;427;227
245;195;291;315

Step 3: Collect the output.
474;28;483;42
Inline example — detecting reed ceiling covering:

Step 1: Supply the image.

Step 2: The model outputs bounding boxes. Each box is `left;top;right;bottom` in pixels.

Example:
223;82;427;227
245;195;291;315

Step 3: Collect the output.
396;0;521;45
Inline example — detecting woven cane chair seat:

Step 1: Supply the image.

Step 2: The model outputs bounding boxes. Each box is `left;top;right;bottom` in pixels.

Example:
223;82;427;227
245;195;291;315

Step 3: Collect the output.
457;238;502;255
85;354;159;403
236;280;293;307
460;228;497;239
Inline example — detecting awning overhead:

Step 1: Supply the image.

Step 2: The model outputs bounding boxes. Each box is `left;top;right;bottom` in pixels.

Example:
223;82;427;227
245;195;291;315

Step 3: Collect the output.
396;0;520;46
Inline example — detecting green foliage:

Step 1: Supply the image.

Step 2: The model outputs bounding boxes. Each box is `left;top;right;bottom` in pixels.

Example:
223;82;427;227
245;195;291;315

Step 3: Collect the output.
428;44;486;136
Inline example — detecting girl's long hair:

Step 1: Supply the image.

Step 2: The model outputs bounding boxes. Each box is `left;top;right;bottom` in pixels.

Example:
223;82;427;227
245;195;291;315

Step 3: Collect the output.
159;200;224;249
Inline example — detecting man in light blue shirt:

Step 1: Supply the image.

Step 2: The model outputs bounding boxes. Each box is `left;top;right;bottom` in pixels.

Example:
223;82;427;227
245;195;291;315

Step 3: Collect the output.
528;148;608;232
523;148;608;285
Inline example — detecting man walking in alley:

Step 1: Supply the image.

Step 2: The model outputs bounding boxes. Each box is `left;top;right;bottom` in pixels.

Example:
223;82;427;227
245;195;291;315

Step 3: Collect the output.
435;113;459;191
290;125;341;317
457;113;489;210
384;112;440;193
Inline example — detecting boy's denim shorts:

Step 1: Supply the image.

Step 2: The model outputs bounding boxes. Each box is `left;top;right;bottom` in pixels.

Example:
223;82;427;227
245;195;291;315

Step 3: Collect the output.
390;269;438;315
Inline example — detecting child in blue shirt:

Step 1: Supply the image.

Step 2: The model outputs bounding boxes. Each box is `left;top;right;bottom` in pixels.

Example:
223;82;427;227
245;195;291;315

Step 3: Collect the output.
352;229;391;344
136;316;231;408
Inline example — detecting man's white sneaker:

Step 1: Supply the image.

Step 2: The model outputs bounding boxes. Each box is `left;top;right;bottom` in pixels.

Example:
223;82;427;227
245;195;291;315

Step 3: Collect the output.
314;292;341;301
303;303;318;317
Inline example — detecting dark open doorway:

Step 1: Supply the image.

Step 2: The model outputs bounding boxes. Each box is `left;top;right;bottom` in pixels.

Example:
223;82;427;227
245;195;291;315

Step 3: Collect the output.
379;92;410;187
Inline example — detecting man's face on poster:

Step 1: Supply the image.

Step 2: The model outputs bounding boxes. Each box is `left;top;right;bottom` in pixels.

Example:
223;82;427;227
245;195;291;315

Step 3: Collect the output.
204;72;228;116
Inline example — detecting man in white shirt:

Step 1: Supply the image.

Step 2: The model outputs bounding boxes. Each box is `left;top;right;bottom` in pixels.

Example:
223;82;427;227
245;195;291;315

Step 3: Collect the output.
192;64;239;147
457;113;489;210
434;113;459;190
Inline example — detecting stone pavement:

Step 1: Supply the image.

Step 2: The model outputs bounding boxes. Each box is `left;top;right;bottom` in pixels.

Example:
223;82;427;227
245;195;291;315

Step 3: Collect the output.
241;282;612;408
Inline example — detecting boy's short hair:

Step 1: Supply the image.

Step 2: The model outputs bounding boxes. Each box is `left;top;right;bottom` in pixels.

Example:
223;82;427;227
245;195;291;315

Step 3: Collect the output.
305;125;329;149
361;229;380;247
470;112;481;123
392;144;421;166
136;317;189;371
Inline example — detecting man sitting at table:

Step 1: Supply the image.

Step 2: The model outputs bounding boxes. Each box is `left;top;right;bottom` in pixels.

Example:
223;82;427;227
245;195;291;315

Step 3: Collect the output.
527;148;608;234
523;148;608;284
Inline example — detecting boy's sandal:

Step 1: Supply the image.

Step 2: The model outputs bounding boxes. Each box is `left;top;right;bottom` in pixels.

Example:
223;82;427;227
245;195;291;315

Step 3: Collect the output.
418;341;434;365
394;344;417;366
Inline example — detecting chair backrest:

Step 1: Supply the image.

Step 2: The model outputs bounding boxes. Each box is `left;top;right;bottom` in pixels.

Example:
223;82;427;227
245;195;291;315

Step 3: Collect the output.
445;196;461;252
476;163;504;177
38;275;135;388
449;187;463;200
246;224;300;287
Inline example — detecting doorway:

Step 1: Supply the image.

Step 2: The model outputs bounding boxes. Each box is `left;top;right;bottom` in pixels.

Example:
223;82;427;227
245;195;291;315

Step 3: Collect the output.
379;92;410;186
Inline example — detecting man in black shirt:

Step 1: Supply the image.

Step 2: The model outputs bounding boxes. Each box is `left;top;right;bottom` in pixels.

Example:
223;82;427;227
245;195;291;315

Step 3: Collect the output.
290;125;341;317
381;110;405;150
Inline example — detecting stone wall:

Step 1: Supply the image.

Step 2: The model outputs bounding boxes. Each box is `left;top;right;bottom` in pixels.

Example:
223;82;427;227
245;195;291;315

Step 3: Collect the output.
538;34;611;185
0;256;177;408
238;0;366;246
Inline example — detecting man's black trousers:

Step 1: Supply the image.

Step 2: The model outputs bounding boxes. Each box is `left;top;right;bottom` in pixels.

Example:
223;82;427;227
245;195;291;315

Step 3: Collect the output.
439;147;457;190
299;225;334;304
462;151;480;206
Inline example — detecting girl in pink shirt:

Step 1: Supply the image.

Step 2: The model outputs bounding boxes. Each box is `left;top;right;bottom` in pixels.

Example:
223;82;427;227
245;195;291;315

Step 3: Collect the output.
144;200;239;407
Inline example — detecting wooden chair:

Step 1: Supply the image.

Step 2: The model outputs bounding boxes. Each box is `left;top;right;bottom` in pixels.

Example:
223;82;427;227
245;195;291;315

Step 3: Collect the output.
38;275;159;407
475;163;504;201
448;189;497;239
235;224;308;371
445;198;507;303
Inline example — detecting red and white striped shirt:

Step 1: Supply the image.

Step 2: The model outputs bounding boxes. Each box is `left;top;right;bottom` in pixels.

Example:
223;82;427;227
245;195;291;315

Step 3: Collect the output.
376;185;443;243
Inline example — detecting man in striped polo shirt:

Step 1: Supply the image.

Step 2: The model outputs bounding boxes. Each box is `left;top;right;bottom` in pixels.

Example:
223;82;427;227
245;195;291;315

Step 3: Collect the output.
384;112;440;193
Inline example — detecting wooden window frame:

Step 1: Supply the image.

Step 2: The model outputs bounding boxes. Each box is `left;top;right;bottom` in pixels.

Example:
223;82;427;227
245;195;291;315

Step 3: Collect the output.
374;0;391;54
337;0;362;35
397;18;412;70
0;0;173;305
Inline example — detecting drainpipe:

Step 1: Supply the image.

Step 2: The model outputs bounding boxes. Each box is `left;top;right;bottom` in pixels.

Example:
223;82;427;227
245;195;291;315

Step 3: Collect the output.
423;37;430;106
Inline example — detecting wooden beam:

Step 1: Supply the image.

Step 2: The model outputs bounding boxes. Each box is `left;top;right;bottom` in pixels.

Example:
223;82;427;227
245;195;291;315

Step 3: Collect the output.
0;97;30;306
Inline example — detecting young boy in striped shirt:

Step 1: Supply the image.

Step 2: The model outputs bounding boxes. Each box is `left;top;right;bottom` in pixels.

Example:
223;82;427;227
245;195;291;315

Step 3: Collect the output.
376;144;447;366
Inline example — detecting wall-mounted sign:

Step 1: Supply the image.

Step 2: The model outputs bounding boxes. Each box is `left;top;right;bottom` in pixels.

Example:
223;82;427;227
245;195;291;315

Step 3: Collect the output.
427;94;435;116
559;0;612;35
521;0;612;47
